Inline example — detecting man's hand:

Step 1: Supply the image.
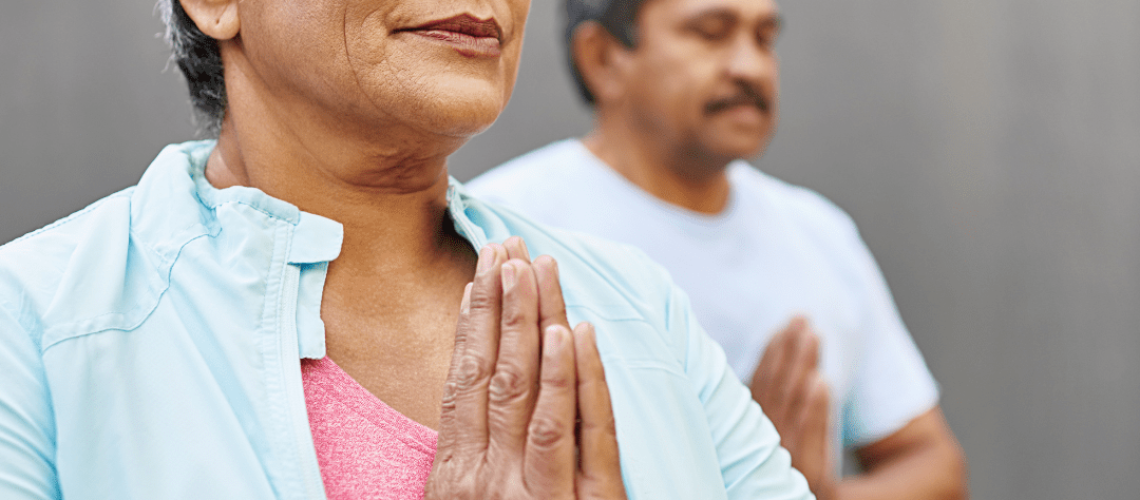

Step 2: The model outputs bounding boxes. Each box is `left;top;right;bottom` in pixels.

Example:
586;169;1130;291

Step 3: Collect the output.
750;316;836;500
425;238;627;500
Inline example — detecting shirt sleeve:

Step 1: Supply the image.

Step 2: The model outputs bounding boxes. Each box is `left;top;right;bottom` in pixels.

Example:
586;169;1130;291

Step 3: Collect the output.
666;283;815;500
0;304;60;499
841;232;940;448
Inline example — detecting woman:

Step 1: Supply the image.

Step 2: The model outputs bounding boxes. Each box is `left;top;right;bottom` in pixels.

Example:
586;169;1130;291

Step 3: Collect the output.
0;0;812;498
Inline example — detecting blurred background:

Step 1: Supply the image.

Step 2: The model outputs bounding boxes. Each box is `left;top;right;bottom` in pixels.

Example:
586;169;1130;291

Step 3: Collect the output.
1;0;1137;498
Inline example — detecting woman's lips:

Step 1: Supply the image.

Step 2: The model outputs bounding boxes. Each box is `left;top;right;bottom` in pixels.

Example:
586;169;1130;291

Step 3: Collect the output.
410;29;501;58
399;15;503;58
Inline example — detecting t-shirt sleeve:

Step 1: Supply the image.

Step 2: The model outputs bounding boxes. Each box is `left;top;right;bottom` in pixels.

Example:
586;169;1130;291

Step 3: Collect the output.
0;304;60;499
665;282;815;500
841;231;941;447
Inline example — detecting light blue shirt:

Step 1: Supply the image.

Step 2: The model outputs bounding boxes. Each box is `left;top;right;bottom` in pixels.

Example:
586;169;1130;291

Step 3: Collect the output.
0;141;813;500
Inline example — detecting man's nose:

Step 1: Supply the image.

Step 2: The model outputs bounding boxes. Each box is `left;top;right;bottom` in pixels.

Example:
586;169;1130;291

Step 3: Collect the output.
726;37;777;83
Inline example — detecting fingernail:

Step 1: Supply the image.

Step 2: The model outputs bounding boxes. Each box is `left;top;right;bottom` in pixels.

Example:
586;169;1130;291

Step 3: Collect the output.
501;262;516;289
575;322;596;348
537;255;559;277
477;246;492;272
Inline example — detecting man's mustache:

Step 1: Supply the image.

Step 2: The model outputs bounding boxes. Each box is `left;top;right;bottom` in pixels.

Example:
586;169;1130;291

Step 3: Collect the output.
704;82;771;115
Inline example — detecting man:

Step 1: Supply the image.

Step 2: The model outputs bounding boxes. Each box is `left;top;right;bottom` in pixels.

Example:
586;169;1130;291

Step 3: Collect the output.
0;0;814;498
467;0;968;498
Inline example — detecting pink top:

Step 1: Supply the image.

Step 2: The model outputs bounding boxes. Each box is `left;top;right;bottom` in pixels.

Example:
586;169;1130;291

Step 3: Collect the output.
302;357;438;500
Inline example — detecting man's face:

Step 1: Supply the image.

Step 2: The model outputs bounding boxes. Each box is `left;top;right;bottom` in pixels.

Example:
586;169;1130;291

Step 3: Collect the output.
234;0;530;139
617;0;781;163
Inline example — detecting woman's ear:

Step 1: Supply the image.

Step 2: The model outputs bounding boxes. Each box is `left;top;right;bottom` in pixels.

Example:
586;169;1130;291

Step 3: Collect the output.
179;0;240;41
572;22;632;105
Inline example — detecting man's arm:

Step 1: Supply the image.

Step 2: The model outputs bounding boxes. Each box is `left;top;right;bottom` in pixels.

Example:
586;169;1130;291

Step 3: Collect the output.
839;407;967;500
834;210;966;499
751;319;967;500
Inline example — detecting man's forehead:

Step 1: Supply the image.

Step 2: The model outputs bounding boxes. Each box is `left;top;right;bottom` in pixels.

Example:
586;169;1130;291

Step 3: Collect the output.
651;0;780;21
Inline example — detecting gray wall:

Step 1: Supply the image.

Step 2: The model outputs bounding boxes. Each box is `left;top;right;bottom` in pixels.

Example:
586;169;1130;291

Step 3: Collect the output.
2;0;1138;499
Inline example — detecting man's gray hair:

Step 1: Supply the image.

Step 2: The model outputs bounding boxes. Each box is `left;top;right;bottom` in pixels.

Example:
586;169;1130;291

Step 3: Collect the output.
157;0;226;136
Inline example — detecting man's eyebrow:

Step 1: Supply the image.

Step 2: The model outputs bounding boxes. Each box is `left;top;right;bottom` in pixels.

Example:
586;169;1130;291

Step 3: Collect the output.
759;13;784;32
681;8;783;32
681;8;738;25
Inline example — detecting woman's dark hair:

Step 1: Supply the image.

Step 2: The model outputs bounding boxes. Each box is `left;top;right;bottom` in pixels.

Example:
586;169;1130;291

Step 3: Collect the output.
564;0;647;105
157;0;226;136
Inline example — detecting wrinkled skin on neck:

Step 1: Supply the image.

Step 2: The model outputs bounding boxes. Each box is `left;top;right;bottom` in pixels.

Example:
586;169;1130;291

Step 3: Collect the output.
189;0;530;431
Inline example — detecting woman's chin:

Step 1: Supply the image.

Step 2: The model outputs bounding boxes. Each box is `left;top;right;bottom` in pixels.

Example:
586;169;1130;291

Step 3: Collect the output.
412;89;507;138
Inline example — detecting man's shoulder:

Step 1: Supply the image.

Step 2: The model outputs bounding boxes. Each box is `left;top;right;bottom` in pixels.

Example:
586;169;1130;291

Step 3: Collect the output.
466;139;594;208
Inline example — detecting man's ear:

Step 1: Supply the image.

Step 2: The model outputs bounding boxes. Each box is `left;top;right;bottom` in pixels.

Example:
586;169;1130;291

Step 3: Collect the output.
179;0;240;41
571;22;633;105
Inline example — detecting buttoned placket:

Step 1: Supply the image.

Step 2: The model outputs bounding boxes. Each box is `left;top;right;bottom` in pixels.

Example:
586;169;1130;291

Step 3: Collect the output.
276;212;344;500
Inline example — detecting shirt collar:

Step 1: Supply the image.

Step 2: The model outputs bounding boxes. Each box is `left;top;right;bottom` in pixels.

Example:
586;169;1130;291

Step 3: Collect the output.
134;140;513;266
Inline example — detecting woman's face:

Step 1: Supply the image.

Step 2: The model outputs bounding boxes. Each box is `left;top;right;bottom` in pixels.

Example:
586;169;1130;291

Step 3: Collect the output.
234;0;531;139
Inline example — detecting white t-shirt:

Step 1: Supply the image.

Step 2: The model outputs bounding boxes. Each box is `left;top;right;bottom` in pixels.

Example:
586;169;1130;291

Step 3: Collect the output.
467;139;940;470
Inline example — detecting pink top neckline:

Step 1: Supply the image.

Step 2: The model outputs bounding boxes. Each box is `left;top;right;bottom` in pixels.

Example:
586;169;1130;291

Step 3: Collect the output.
302;356;438;500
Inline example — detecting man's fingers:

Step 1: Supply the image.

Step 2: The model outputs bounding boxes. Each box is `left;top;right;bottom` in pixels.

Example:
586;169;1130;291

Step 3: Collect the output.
523;324;578;495
751;316;805;406
797;375;831;438
448;244;507;454
779;326;821;423
573;322;624;491
487;259;543;457
533;255;571;334
791;375;832;485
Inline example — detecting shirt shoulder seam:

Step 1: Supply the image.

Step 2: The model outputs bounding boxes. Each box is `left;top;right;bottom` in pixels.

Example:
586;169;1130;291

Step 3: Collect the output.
2;189;136;248
39;229;213;353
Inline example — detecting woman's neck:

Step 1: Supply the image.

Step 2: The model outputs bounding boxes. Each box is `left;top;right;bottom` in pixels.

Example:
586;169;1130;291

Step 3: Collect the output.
204;92;468;276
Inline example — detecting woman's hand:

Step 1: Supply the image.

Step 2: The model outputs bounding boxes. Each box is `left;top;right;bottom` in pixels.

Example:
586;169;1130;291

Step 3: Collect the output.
425;238;627;500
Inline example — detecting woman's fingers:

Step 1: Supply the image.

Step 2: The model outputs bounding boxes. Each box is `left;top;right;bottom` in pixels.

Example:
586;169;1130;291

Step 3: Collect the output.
504;235;532;262
447;244;507;455
573;322;626;498
487;259;544;457
436;281;474;458
533;255;571;334
523;324;579;495
434;242;624;500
